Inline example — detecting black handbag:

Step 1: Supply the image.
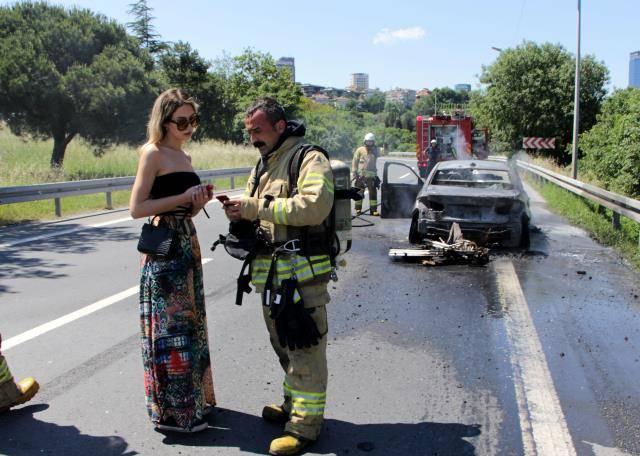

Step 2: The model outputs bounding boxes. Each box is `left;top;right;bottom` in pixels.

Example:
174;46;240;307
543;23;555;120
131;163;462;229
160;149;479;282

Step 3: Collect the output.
137;217;178;259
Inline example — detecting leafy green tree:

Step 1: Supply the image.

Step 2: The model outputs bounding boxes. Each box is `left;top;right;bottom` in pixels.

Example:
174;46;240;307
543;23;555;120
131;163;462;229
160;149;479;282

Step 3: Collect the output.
580;88;640;197
213;49;302;142
297;98;361;160
158;41;229;140
362;91;386;114
413;87;469;116
0;2;161;167
127;0;165;55
475;41;608;162
383;102;404;128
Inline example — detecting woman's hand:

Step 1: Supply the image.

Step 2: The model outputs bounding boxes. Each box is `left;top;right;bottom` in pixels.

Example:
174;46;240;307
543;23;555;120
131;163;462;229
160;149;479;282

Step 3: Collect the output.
185;184;213;212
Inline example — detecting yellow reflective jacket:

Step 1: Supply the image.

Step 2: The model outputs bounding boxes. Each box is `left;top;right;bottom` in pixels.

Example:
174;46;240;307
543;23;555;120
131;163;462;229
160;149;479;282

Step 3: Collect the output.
351;145;379;177
239;134;334;293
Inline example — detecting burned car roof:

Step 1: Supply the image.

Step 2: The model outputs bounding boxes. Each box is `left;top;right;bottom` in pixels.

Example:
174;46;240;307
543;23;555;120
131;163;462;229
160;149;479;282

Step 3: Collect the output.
422;159;524;195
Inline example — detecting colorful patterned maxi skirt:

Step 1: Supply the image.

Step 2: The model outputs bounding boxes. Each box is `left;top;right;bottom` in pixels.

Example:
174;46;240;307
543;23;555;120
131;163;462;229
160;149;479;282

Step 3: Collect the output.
139;216;215;429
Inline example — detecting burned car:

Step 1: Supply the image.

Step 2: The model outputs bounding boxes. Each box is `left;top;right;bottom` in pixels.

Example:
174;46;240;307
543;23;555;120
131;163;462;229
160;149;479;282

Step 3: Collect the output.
380;159;530;248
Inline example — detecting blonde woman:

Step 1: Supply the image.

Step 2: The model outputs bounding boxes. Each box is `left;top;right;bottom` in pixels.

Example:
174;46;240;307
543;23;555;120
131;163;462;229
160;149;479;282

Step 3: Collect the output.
130;88;215;433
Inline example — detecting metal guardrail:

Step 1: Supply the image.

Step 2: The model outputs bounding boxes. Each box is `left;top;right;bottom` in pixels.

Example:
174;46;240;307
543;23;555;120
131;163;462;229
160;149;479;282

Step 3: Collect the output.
510;158;640;247
0;167;252;217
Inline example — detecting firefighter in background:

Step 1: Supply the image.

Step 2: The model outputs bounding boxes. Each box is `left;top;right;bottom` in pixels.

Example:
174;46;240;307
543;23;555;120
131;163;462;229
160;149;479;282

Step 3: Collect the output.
424;138;441;178
351;132;380;216
0;333;39;413
224;97;334;456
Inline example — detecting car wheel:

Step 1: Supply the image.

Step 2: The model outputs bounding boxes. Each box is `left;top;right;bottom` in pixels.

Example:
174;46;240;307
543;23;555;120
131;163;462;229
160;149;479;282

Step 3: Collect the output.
519;215;530;248
409;213;421;244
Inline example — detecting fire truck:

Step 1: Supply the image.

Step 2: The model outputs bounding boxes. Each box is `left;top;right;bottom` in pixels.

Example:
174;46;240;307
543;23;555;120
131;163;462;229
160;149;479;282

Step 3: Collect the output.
416;109;488;178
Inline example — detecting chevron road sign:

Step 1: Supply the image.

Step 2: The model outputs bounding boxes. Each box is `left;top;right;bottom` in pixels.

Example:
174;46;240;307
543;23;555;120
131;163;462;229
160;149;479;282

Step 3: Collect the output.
523;137;556;149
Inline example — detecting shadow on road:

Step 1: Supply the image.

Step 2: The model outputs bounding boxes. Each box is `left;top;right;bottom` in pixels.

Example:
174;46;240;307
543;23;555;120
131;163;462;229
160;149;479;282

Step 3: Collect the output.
0;225;137;295
0;404;137;456
162;407;481;455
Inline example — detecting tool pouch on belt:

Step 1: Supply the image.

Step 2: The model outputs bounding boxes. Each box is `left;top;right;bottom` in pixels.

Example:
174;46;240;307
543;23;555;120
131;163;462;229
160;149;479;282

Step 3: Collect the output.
268;278;322;351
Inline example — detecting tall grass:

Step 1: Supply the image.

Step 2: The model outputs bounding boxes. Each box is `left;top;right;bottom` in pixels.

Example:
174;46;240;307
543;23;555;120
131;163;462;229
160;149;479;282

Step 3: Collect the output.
525;175;640;271
0;127;258;224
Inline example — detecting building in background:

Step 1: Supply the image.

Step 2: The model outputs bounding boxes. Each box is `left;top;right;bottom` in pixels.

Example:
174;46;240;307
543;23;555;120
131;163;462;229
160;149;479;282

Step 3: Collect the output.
629;51;640;88
276;57;295;82
348;73;369;92
385;88;417;107
454;83;471;92
299;83;324;97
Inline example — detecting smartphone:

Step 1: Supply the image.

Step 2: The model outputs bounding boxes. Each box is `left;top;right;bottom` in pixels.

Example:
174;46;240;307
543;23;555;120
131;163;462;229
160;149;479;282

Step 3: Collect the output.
216;194;230;203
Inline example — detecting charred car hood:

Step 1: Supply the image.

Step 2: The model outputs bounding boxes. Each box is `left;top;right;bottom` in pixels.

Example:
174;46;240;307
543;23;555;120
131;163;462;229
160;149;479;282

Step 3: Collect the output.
419;185;522;200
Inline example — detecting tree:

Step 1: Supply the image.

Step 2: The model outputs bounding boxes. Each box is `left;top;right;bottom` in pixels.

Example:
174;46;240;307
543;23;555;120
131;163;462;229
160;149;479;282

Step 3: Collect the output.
158;41;228;140
383;102;404;128
580;88;640;197
362;91;386;114
475;41;608;162
127;0;165;55
212;48;302;142
412;87;469;116
0;3;161;167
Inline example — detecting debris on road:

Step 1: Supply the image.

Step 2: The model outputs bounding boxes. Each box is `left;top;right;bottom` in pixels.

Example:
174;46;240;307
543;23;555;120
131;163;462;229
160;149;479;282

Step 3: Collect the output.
389;223;489;266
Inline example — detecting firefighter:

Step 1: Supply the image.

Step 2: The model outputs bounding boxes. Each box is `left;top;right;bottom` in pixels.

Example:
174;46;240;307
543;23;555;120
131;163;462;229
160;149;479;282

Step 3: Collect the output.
351;132;380;216
224;97;333;456
0;333;39;414
424;138;440;178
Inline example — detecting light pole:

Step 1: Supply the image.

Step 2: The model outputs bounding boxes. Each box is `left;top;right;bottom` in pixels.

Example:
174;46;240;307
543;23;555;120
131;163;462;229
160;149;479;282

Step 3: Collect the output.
491;46;503;53
571;0;581;180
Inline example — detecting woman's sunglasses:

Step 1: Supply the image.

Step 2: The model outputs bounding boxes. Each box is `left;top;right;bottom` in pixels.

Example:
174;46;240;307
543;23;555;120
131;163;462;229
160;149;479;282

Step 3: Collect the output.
168;113;200;131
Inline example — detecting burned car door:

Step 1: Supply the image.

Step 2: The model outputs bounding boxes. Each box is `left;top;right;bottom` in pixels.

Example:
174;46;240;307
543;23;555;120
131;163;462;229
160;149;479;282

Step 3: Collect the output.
381;161;423;218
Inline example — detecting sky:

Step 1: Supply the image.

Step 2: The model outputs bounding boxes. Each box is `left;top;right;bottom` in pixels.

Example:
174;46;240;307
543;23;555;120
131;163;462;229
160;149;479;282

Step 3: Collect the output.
4;0;639;92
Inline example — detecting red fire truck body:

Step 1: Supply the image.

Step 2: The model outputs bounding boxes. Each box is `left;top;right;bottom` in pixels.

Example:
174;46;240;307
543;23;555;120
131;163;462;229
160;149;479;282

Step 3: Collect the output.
416;113;488;177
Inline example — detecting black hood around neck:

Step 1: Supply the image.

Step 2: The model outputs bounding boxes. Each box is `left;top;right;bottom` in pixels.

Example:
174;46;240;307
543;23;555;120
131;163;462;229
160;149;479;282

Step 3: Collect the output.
263;120;306;157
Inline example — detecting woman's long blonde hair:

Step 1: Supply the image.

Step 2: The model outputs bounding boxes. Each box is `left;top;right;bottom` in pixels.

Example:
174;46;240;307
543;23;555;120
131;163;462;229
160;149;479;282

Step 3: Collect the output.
143;88;198;148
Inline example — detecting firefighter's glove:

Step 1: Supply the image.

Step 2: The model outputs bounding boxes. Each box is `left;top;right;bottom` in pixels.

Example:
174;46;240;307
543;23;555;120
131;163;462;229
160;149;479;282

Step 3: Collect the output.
374;175;381;189
271;279;321;351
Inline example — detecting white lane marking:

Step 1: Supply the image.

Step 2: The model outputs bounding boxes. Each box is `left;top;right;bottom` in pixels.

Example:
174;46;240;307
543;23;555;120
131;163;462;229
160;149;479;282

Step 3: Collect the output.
0;217;133;248
584;441;631;455
494;258;577;456
3;258;213;351
399;172;411;179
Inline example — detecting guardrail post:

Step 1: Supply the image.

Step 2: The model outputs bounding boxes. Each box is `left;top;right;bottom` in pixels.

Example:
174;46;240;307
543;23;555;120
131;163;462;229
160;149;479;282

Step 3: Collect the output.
105;192;113;210
230;176;235;189
54;198;61;217
612;212;621;230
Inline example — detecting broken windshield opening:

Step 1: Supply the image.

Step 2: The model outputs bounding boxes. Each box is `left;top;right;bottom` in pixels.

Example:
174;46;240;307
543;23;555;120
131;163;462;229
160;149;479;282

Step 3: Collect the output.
431;169;514;189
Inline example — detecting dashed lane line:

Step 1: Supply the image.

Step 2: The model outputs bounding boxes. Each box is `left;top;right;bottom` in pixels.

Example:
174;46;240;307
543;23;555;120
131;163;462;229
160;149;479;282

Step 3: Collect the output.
3;258;213;351
494;258;577;456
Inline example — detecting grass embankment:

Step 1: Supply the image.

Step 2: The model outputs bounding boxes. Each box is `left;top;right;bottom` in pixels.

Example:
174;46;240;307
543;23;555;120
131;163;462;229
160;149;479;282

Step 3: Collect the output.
522;156;640;270
0;128;257;225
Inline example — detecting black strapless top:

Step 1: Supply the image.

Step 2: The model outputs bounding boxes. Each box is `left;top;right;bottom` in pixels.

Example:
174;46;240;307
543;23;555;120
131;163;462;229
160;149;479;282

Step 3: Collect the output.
150;171;200;199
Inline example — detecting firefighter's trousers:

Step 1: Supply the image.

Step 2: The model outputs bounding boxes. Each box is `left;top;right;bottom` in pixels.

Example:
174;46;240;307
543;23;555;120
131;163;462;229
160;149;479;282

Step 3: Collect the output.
0;335;20;409
262;283;329;440
354;176;378;212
